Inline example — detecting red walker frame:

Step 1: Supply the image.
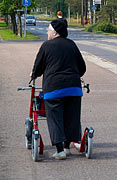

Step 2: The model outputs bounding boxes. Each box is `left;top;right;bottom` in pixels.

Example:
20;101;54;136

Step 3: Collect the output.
18;79;94;160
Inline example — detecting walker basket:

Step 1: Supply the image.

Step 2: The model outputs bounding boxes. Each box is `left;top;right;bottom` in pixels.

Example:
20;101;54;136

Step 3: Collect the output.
34;91;46;117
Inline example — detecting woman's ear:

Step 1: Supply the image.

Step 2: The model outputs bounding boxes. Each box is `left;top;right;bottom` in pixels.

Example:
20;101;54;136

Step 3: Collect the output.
53;31;57;36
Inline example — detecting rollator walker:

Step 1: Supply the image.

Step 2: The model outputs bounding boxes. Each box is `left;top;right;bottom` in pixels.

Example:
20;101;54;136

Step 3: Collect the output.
18;79;94;161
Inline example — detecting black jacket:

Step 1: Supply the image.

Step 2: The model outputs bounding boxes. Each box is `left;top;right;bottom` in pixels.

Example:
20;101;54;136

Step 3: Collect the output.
57;17;68;27
32;37;86;93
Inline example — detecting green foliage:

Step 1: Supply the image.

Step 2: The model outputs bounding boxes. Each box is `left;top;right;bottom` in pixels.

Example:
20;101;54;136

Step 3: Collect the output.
36;0;81;17
86;22;117;34
0;21;7;28
0;0;37;15
97;0;117;23
97;22;117;33
65;0;81;15
85;23;97;32
0;0;37;35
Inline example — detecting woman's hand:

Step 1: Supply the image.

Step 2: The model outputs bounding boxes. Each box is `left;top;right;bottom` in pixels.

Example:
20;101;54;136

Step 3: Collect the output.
30;72;32;79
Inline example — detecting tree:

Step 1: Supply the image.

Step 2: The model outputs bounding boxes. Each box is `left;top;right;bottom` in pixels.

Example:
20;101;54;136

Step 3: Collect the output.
65;0;81;17
0;0;37;36
98;0;117;24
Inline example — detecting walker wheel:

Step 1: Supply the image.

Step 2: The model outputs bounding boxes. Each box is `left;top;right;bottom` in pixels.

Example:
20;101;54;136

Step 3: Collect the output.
25;136;32;149
25;118;32;149
85;133;93;159
32;134;40;161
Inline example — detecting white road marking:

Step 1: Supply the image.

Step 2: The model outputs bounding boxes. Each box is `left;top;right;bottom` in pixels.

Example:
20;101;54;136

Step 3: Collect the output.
75;40;117;53
100;39;117;44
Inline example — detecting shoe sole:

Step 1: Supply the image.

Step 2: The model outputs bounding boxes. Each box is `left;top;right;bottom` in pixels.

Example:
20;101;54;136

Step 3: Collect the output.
54;156;66;160
66;152;71;156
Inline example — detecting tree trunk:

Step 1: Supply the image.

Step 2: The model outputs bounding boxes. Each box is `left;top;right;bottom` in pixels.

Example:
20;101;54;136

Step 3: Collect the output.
5;15;8;26
11;14;17;34
81;0;84;25
17;12;22;37
85;0;88;21
111;5;115;24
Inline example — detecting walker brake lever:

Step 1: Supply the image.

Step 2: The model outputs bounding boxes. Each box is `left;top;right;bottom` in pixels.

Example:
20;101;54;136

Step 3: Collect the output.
84;84;90;93
29;79;33;84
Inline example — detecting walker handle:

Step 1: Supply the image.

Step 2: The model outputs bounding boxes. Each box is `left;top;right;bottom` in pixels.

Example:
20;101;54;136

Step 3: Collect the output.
81;78;90;93
29;79;35;85
84;84;90;93
29;79;33;84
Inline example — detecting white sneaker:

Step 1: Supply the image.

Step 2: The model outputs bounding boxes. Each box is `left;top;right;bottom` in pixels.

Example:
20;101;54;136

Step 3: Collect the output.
73;142;81;151
52;151;66;160
64;148;71;156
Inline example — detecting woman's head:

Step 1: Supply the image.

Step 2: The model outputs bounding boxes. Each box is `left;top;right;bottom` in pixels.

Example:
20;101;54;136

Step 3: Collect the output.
47;24;59;40
47;19;68;40
57;11;62;18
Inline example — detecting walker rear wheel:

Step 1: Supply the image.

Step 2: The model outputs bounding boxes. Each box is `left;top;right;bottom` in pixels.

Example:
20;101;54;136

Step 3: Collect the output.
25;118;32;149
25;136;32;149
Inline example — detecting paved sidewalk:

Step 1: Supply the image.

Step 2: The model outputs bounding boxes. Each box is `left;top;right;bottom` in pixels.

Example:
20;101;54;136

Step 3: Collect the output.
0;42;117;180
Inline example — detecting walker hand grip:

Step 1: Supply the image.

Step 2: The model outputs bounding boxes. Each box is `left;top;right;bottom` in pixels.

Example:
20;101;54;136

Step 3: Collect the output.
85;84;90;93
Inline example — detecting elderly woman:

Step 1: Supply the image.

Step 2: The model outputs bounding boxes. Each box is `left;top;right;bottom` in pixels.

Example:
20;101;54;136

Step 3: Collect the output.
31;19;86;160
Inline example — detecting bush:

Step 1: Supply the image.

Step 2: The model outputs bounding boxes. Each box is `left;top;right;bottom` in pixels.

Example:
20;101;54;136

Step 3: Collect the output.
86;24;97;32
97;22;115;33
113;25;117;33
86;22;117;34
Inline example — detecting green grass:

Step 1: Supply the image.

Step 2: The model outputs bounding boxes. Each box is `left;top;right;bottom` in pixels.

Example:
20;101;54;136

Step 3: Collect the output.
37;16;55;21
68;23;85;28
0;29;39;40
0;21;8;29
0;20;39;40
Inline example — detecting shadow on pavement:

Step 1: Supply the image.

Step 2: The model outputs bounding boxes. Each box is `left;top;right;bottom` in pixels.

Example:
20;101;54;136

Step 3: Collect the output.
93;142;117;160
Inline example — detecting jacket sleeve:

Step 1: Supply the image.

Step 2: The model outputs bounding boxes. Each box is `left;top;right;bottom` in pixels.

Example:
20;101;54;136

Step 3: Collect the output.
32;44;45;79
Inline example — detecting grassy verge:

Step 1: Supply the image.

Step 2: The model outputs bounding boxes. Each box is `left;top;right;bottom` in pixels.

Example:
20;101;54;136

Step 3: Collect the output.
0;20;39;40
37;16;55;21
0;21;8;29
0;29;39;40
68;23;85;28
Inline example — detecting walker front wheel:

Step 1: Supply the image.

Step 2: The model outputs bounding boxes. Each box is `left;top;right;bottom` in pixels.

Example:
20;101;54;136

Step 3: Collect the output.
32;133;40;161
85;134;93;159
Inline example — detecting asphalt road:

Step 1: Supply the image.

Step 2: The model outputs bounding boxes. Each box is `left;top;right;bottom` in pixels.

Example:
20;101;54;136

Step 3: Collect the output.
25;20;117;64
0;41;117;180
